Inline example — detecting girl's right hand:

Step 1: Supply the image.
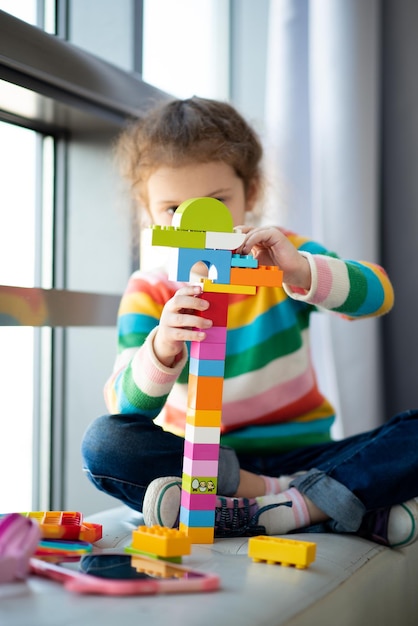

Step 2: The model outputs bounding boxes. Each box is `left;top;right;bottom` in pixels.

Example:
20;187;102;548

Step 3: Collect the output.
153;285;213;367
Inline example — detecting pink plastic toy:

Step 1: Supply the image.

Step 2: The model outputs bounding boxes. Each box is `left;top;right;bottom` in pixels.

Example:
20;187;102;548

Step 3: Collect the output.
0;513;41;582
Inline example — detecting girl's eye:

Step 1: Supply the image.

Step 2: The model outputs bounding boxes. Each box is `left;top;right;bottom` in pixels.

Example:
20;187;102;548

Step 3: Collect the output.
166;206;178;215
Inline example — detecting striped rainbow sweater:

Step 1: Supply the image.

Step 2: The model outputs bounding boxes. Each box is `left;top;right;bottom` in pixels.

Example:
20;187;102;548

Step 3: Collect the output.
104;232;394;454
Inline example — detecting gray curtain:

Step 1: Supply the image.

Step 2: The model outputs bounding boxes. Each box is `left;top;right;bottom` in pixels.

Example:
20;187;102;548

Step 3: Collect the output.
264;0;382;436
381;0;418;417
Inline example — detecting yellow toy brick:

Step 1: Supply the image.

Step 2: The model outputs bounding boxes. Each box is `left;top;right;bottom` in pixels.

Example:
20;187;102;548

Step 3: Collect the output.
131;525;191;558
200;278;256;295
186;408;222;427
248;536;316;569
179;523;214;544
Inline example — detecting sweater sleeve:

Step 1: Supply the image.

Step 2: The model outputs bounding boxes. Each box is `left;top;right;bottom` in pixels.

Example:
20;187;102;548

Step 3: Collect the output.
104;271;188;416
282;237;394;318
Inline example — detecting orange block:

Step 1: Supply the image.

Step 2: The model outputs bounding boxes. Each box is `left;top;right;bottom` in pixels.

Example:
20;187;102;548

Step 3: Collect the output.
230;266;283;287
187;374;224;410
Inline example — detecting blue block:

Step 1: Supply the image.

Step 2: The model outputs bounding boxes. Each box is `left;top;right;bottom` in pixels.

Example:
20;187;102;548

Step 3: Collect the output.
231;254;258;268
189;356;225;377
170;248;232;283
180;506;216;528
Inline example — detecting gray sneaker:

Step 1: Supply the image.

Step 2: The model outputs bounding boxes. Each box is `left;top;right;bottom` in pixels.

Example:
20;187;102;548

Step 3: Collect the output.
142;476;182;528
142;476;292;538
359;498;418;548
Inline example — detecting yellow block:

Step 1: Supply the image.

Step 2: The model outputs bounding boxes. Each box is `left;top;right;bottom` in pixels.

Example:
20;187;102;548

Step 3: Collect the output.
200;279;256;295
131;525;191;558
179;523;214;544
248;536;316;569
186;408;222;427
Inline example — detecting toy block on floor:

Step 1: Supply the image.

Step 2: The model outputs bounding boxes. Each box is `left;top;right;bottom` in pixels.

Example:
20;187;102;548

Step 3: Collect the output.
0;511;104;543
78;522;103;543
248;536;316;569
129;525;191;559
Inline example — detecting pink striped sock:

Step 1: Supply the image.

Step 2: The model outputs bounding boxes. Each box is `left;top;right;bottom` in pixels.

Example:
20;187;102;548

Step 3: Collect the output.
261;472;308;495
255;488;311;535
261;475;294;495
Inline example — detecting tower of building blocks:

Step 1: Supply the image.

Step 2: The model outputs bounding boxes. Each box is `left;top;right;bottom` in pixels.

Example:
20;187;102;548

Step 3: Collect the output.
150;198;283;543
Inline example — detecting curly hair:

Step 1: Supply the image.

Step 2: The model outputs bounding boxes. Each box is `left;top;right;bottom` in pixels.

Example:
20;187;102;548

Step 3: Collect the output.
115;96;264;211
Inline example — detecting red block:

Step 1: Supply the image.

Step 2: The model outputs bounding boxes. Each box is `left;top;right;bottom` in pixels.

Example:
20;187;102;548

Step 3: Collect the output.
197;292;229;326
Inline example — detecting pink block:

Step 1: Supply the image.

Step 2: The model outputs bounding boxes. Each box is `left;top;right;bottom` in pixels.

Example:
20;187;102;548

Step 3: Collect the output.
181;491;217;510
182;457;219;477
184;441;220;461
190;341;226;360
202;326;227;343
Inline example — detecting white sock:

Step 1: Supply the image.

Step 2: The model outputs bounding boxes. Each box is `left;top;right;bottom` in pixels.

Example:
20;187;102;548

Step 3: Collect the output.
255;488;311;535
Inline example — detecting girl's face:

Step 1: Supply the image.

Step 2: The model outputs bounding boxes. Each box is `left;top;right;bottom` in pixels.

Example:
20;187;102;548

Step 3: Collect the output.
145;161;256;227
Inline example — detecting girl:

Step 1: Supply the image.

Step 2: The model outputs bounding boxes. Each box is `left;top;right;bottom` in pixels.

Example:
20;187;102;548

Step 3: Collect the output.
82;97;418;547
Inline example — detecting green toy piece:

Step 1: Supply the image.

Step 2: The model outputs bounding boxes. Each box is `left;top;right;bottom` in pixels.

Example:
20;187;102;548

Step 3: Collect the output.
172;197;234;233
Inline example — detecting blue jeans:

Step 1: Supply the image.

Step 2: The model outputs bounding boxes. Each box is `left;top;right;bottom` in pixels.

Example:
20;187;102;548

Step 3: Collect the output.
81;409;418;534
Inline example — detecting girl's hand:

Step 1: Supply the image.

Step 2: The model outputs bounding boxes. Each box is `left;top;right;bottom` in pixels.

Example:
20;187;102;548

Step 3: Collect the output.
235;225;311;290
153;285;212;367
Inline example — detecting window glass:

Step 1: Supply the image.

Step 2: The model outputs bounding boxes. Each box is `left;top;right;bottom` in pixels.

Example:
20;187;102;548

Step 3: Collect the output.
0;0;55;32
0;122;54;511
143;0;230;99
0;122;38;511
0;0;37;25
0;122;37;288
0;327;35;511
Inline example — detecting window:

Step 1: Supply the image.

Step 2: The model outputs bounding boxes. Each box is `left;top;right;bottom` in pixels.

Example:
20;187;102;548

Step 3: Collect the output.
142;0;230;99
0;0;56;512
0;0;37;26
0;4;168;516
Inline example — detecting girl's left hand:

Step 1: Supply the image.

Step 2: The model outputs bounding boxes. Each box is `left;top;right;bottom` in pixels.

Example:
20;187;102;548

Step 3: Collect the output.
235;225;311;291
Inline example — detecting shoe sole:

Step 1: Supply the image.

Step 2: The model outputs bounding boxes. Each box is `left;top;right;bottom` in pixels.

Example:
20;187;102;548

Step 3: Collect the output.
143;477;182;527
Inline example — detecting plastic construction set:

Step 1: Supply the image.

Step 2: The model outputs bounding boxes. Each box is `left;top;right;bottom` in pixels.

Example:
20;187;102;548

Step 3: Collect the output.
149;197;283;543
